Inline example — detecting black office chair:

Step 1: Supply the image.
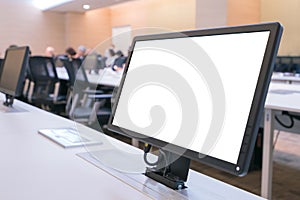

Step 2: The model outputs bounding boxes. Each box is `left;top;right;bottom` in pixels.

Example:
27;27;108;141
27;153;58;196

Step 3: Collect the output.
60;57;87;113
96;88;114;127
58;57;81;85
82;52;104;73
59;57;111;125
273;57;281;72
291;56;300;74
27;56;67;112
276;56;292;73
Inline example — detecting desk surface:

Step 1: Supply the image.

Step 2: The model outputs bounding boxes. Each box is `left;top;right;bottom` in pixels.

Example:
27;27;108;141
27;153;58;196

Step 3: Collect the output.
266;82;300;112
0;96;264;200
87;68;123;87
271;73;300;83
55;66;122;87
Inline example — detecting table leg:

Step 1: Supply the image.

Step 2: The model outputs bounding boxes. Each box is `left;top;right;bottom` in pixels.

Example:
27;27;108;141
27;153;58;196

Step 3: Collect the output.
261;108;274;199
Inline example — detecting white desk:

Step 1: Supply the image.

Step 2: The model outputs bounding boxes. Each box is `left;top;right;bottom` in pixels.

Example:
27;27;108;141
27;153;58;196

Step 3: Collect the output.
55;66;122;87
271;73;300;84
87;68;122;87
0;96;264;200
262;82;300;199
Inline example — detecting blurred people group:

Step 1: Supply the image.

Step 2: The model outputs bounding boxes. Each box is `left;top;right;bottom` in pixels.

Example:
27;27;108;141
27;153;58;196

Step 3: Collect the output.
43;44;127;73
1;43;128;74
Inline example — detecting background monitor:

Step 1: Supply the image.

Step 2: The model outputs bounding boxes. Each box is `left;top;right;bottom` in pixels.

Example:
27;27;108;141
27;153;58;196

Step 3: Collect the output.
0;46;30;106
107;23;282;188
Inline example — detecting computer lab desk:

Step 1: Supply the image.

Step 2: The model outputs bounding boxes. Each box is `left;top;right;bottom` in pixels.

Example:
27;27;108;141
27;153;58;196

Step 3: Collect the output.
262;82;300;199
271;73;300;84
56;66;122;87
0;96;264;200
87;68;122;87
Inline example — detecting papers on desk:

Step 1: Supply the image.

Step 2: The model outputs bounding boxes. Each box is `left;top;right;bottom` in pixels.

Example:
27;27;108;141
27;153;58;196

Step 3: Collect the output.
38;128;101;148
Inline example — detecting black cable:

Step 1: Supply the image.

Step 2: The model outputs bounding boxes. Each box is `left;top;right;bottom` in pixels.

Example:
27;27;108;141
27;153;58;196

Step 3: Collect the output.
275;111;294;129
273;130;281;149
290;113;300;121
143;144;159;166
143;144;168;172
144;153;159;166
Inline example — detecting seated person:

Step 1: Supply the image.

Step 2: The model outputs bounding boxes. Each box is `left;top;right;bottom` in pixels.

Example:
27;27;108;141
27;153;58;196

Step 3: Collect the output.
65;47;77;60
45;46;55;58
112;50;127;71
105;49;117;68
75;45;87;60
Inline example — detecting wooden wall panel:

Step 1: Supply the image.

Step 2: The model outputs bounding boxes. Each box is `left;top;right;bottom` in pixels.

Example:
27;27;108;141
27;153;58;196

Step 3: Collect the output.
261;0;300;55
227;0;260;26
65;8;112;55
195;0;227;28
0;1;65;56
1;0;298;56
110;0;196;36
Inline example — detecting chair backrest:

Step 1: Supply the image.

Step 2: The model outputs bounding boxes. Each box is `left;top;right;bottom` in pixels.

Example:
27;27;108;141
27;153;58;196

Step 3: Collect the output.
60;58;88;86
63;58;93;117
60;58;76;86
74;59;89;83
29;56;58;80
82;53;97;71
280;56;292;73
28;56;59;97
292;56;300;73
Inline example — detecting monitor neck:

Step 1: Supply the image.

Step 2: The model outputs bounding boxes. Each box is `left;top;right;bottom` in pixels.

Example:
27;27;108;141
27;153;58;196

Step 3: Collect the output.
3;94;14;107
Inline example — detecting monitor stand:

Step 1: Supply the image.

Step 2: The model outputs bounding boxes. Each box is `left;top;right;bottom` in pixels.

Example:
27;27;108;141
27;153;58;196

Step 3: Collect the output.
0;95;27;113
3;94;14;107
144;149;190;190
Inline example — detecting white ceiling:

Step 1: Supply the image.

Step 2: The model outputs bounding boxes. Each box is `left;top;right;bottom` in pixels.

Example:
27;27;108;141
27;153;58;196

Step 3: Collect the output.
47;0;135;12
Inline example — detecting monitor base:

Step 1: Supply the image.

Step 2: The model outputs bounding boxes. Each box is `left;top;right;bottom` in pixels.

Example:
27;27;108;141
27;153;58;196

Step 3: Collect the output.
144;150;190;190
145;167;187;190
3;94;14;107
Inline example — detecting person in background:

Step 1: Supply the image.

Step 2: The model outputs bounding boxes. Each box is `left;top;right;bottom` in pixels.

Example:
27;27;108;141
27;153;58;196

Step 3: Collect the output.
45;46;55;58
104;44;115;58
105;48;117;68
65;47;77;60
112;50;126;71
75;45;87;60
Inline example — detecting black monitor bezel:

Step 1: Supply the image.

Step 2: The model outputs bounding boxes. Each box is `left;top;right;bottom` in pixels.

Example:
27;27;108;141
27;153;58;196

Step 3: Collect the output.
107;23;283;176
0;46;30;97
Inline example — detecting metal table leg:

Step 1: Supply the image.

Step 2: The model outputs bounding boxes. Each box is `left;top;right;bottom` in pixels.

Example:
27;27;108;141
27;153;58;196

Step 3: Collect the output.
261;108;274;199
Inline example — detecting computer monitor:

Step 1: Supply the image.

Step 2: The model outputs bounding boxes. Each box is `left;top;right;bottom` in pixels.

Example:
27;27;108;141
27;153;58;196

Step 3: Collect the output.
0;46;30;107
107;23;282;189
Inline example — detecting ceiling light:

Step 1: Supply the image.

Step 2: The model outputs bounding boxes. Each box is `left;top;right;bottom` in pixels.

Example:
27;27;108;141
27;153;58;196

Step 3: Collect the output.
83;4;90;10
33;0;73;10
